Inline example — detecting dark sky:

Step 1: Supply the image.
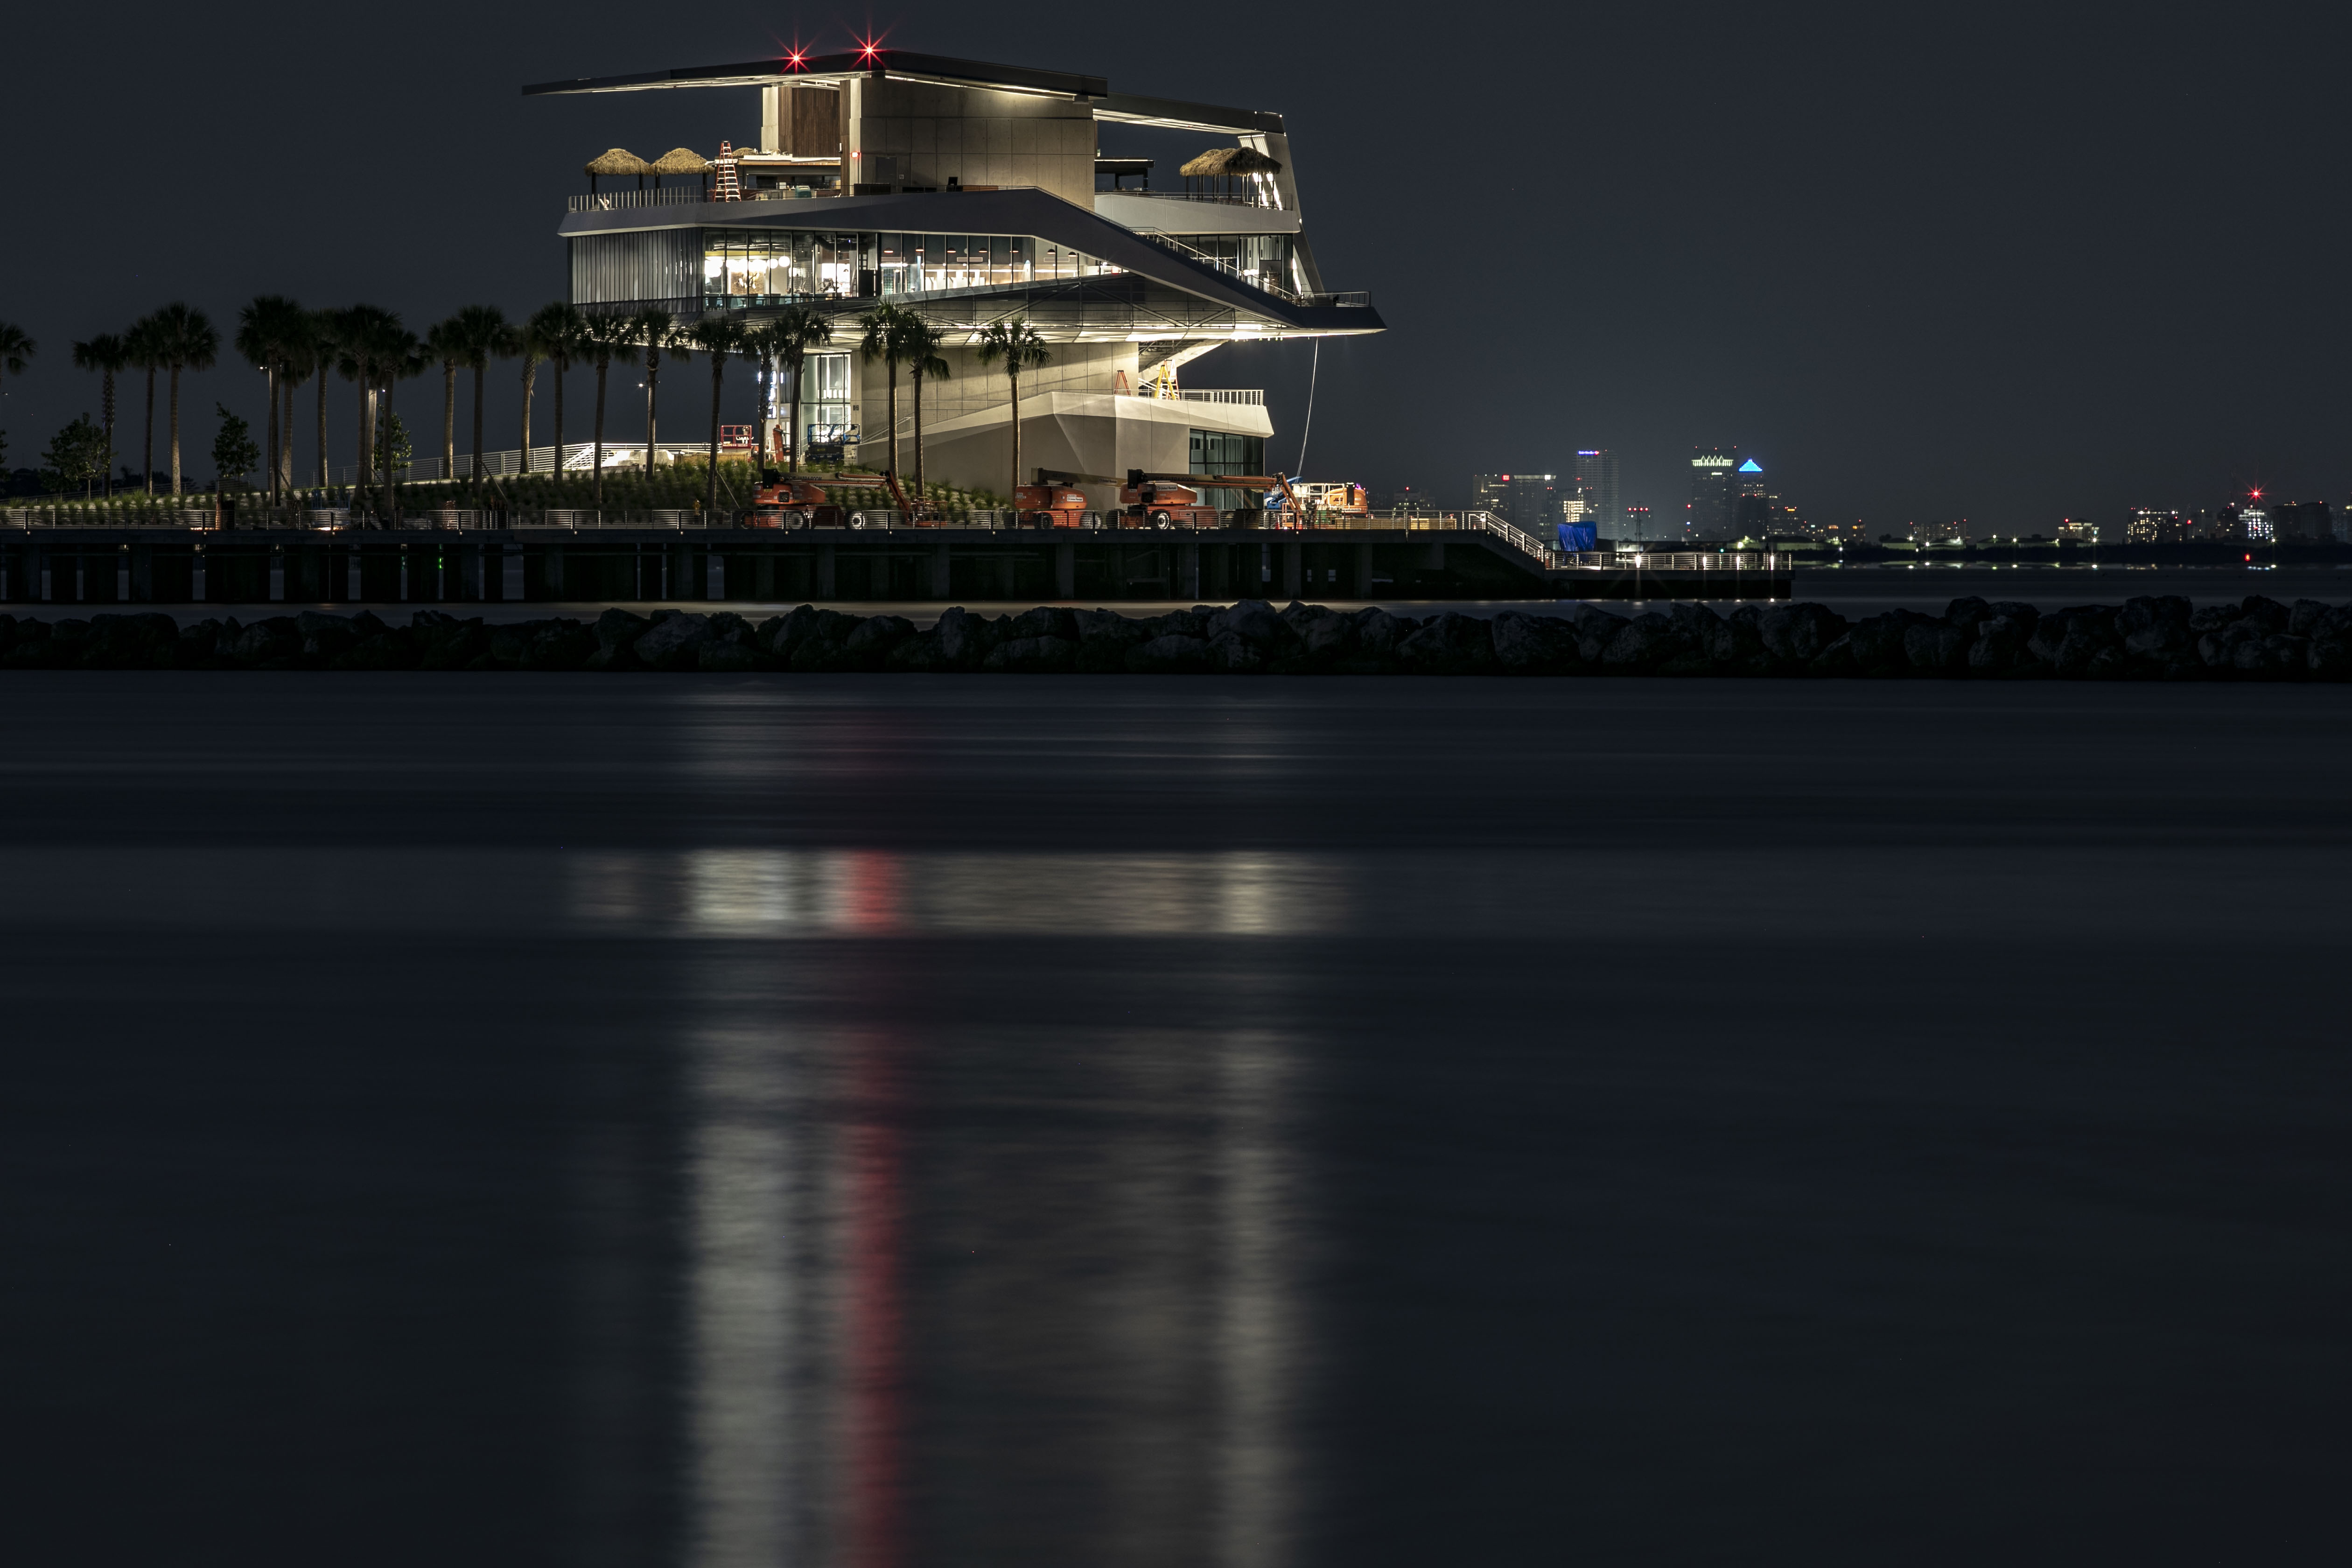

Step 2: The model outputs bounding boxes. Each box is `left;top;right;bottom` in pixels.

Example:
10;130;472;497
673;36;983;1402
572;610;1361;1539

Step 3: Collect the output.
6;1;2349;525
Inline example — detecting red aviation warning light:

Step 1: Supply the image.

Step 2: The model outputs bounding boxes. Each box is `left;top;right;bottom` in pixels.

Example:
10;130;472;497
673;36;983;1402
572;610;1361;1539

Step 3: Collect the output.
856;33;883;61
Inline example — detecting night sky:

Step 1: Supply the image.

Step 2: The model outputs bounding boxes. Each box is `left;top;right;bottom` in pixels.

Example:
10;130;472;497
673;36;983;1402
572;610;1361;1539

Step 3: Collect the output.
7;1;2348;527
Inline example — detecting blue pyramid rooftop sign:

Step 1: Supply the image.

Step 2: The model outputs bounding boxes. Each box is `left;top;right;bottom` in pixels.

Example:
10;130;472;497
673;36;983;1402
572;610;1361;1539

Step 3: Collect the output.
1737;458;1763;472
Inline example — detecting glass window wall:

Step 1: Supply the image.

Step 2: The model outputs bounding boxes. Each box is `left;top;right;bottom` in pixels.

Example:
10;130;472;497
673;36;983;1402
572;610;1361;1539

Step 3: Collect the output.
700;227;1127;306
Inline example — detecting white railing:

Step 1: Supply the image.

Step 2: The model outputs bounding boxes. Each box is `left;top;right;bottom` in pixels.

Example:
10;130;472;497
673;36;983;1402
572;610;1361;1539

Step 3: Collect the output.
329;441;734;485
568;188;729;212
1557;551;1789;572
1174;388;1264;406
1097;188;1283;210
1463;509;1557;563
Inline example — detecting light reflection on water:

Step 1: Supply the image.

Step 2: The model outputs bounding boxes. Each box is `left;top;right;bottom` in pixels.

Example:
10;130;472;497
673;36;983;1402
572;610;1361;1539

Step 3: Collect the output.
668;991;1306;1566
577;850;1348;938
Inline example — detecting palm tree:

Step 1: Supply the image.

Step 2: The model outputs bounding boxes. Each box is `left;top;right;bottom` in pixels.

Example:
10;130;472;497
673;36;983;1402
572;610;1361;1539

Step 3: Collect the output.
684;315;747;518
768;304;833;477
377;329;425;524
277;313;318;500
70;334;128;497
126;315;162;494
586;312;624;508
630;308;678;478
332;306;402;521
528;302;584;479
426;315;465;478
236;296;302;511
974;317;1051;507
904;317;950;505
302;308;337;490
858;302;914;490
0;323;33;450
146;302;220;496
446;304;511;487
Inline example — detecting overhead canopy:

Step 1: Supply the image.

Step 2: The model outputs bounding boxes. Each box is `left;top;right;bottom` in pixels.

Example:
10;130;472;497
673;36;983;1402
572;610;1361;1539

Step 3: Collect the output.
584;147;651;175
1179;146;1281;177
649;147;711;174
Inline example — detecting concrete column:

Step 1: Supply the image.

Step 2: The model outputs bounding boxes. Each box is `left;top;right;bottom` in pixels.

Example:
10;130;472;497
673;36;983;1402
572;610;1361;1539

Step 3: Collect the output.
269;546;286;602
189;545;203;604
347;547;364;602
130;545;154;602
545;543;564;601
754;552;775;600
1281;542;1302;601
1424;540;1446;571
503;544;525;602
1181;542;1200;602
1354;542;1375;599
1055;540;1075;599
707;549;726;601
930;542;952;598
816;543;836;598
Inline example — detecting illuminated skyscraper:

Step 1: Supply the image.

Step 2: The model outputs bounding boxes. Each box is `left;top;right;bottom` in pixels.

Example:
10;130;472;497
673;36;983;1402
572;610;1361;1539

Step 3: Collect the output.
1686;448;1738;540
1566;449;1621;538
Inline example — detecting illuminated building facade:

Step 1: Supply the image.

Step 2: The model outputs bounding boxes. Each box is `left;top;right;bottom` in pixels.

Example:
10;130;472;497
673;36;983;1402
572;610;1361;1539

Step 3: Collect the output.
1686;448;1737;539
1566;449;1620;538
530;49;1384;504
1470;473;1559;528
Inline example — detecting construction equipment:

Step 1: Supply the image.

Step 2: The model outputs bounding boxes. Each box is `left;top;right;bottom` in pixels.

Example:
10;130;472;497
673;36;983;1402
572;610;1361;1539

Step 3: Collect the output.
1118;476;1221;529
744;469;902;528
1012;484;1094;528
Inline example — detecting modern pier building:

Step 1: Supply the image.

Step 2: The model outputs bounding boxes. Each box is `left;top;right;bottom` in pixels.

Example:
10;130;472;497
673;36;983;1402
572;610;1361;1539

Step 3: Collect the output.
529;48;1386;507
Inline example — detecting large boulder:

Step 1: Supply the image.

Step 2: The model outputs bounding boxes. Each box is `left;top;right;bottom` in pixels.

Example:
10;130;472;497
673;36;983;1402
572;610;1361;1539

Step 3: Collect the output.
1005;605;1078;643
2288;599;2333;638
1490;611;1580;673
1396;612;1498;674
633;611;713;672
1351;608;1413;658
1967;614;2036;674
85;612;181;669
839;614;913;669
1207;631;1269;672
1212;600;1291;651
231;617;305;668
1845;610;1928;676
1565;603;1631;664
2238;595;2290;636
929;606;996;671
1757;602;1848;667
1904;619;1972;675
2027;607;2118;676
2115;595;2194;660
1600;613;1692;674
1127;633;1214;673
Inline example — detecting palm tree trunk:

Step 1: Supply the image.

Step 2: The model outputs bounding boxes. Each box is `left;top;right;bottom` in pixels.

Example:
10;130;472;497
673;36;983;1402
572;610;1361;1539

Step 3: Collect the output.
471;362;487;488
168;361;182;496
315;368;329;490
382;376;397;525
786;353;804;479
593;359;609;509
912;370;924;500
264;366;279;512
357;368;373;518
280;374;295;497
550;359;565;484
101;371;116;498
1007;368;1021;508
707;354;723;518
644;355;658;478
142;367;155;495
519;359;536;476
885;361;899;486
441;363;456;480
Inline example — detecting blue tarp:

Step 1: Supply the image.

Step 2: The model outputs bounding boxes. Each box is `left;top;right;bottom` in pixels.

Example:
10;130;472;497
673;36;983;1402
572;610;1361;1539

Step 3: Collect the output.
1556;523;1597;552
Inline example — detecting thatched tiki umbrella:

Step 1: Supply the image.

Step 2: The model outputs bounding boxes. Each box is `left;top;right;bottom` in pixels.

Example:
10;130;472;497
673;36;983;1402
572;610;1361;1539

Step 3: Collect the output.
585;147;651;195
650;147;712;198
1179;145;1282;205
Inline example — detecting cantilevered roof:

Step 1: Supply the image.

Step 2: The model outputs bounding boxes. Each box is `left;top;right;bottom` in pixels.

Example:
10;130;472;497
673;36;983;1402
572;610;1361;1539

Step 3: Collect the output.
523;49;1283;135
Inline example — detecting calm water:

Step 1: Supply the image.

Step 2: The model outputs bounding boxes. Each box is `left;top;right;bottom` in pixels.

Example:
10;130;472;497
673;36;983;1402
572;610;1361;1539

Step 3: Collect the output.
4;675;2348;1565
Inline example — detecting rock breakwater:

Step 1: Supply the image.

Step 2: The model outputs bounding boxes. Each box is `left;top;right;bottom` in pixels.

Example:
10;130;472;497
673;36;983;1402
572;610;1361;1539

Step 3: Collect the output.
3;595;2350;678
